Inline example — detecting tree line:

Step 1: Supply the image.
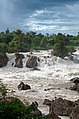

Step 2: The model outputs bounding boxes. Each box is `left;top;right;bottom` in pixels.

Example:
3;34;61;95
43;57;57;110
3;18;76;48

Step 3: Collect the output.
0;28;78;58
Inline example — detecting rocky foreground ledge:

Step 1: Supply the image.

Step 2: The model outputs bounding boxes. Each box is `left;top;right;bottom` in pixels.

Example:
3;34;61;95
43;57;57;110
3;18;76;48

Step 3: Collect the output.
1;96;79;119
0;96;61;119
43;97;79;119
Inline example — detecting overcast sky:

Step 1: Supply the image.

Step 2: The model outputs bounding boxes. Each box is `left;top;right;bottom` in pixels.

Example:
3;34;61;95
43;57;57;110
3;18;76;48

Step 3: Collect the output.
0;0;79;35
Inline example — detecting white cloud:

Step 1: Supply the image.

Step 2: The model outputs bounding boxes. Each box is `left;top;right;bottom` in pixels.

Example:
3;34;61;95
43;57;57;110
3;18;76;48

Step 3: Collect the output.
30;9;46;17
22;2;79;34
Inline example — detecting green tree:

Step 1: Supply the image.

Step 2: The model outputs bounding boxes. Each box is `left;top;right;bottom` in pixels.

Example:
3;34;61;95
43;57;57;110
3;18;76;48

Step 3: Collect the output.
52;33;76;58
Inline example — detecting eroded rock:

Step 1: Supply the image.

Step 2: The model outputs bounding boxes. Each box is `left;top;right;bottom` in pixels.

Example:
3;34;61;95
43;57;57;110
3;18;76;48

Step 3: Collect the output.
14;53;24;68
26;55;38;68
18;82;31;90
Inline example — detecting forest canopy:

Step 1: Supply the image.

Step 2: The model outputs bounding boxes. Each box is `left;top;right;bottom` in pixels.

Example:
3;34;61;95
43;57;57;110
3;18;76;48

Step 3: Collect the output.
0;29;78;58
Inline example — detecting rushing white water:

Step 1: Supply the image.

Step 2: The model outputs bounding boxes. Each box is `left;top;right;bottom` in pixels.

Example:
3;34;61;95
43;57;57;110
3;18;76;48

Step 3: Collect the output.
1;50;79;119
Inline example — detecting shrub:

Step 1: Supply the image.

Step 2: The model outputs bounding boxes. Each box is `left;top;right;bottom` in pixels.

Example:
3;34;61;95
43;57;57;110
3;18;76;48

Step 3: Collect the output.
0;98;48;119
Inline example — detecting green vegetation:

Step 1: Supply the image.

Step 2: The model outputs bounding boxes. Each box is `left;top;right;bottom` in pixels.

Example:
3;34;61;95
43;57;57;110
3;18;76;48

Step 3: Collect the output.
0;98;26;119
0;83;48;119
0;98;48;119
0;29;78;58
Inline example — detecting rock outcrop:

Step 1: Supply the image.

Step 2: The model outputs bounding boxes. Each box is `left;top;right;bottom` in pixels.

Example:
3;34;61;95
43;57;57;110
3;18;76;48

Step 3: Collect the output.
43;97;79;118
47;112;61;119
14;53;24;68
18;82;31;90
0;53;8;67
43;98;74;116
70;105;79;119
70;77;79;92
26;55;38;68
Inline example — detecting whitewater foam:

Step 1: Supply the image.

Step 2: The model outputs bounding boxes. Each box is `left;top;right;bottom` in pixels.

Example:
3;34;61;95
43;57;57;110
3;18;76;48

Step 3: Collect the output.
0;50;79;118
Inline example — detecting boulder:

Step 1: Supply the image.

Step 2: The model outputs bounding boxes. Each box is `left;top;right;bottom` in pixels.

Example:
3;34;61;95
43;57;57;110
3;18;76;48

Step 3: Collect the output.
14;58;23;68
44;98;79;118
0;54;8;67
52;98;74;116
31;109;42;116
47;112;61;119
31;101;42;116
18;82;31;90
15;53;24;59
43;99;51;106
70;77;79;92
70;83;79;92
70;77;79;83
14;53;24;68
70;106;79;119
44;98;74;116
26;56;38;68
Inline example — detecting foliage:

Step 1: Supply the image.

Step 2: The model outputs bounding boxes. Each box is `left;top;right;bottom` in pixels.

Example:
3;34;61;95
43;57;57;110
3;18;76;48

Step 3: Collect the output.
0;43;8;53
52;43;68;58
0;99;48;119
0;29;78;54
66;46;76;55
51;33;76;58
0;98;26;119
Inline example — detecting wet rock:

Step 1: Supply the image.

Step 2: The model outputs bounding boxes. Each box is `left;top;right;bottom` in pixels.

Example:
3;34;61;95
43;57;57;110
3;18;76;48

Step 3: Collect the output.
0;54;8;67
69;55;73;60
14;58;23;68
14;53;24;68
27;54;31;57
18;82;31;90
15;53;24;59
52;98;74;116
37;57;40;62
31;101;42;116
70;83;79;92
70;77;79;92
31;109;42;116
44;98;74;116
32;67;41;71
43;99;51;106
70;77;79;83
70;106;79;119
26;56;38;68
47;112;61;119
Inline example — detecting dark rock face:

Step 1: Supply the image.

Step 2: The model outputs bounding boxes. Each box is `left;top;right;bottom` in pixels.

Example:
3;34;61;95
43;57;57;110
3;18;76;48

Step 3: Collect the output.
70;83;79;92
31;109;42;116
70;106;79;119
43;99;51;106
32;67;40;71
43;98;75;116
14;53;24;68
15;53;25;59
15;58;23;68
0;54;8;67
51;98;74;116
26;56;38;68
70;99;79;119
47;112;61;119
43;98;79;118
70;77;79;92
30;101;42;116
18;82;31;90
70;77;79;83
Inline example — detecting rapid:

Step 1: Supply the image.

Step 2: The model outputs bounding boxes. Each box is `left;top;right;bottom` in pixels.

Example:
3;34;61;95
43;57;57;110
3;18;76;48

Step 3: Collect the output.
1;49;79;119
